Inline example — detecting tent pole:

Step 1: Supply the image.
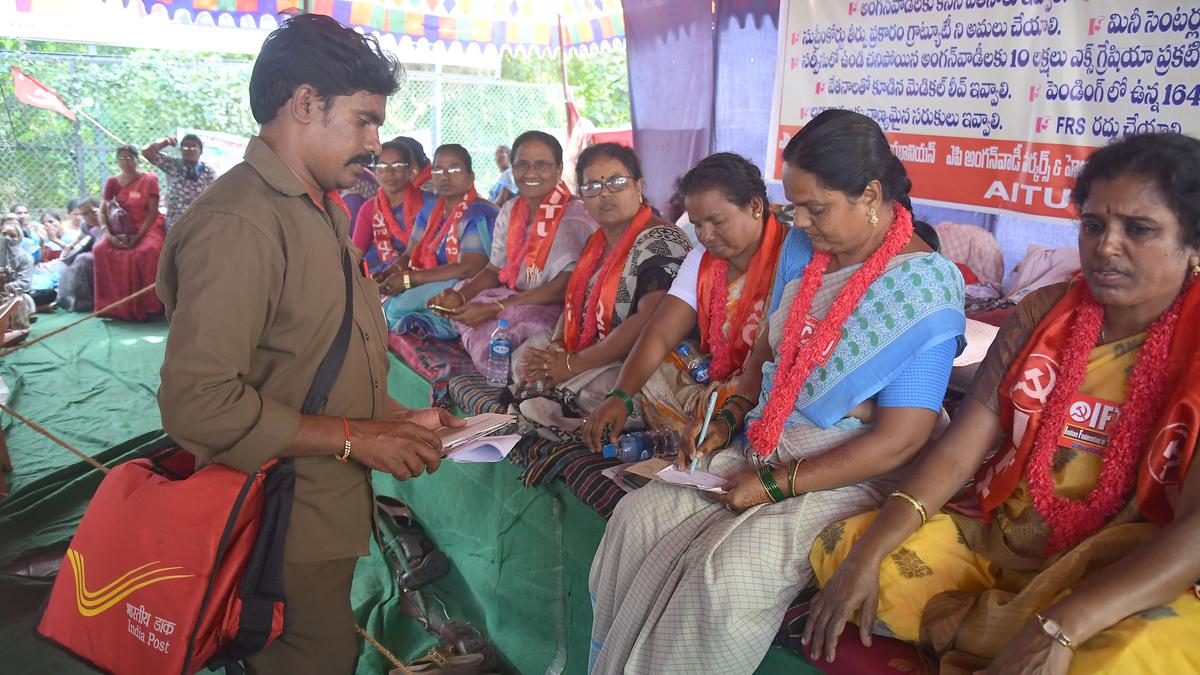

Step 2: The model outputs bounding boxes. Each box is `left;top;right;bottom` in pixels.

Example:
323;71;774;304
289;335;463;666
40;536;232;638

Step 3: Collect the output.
557;10;572;135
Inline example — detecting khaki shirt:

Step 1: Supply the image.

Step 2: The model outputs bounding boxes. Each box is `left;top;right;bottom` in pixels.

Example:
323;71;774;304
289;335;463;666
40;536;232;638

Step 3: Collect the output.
157;136;390;563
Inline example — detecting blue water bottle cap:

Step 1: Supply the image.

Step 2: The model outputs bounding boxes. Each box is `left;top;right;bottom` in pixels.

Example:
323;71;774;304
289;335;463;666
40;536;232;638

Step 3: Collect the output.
675;344;689;356
497;319;509;329
601;444;617;459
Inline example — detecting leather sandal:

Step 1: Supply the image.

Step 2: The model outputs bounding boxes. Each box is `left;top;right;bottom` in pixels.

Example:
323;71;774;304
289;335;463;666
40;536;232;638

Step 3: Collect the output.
391;646;484;675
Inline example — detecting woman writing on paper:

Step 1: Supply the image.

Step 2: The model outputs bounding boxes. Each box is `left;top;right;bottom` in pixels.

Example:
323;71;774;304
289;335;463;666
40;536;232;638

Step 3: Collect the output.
588;110;966;674
582;152;786;449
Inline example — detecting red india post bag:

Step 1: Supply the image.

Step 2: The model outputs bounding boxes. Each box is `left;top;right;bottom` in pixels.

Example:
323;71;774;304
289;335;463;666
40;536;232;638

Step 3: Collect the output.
37;249;355;674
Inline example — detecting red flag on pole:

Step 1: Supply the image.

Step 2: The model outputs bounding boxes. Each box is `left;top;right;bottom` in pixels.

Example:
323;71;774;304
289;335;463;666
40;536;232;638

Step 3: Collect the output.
10;67;77;121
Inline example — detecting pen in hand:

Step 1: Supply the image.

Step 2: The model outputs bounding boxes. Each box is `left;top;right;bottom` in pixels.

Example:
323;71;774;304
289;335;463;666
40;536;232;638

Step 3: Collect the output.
691;390;720;475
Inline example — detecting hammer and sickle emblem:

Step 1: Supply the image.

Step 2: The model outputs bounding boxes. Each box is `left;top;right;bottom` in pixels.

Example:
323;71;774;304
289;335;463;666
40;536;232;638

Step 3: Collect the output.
1017;366;1055;405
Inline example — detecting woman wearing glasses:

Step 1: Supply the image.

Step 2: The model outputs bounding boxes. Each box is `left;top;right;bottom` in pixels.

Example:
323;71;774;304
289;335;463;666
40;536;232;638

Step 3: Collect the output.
513;142;692;441
427;131;597;373
351;138;436;276
93;145;165;321
588;110;965;674
581;152;787;450
377;144;498;339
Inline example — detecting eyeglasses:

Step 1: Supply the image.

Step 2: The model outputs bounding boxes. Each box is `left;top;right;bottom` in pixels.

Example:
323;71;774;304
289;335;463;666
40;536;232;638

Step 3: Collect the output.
431;166;466;177
371;161;409;172
512;160;558;174
579;175;633;198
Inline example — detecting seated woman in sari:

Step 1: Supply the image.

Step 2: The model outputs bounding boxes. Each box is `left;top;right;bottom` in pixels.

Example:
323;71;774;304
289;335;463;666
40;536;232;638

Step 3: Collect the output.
514;142;691;440
377;144;497;339
805;132;1200;675
587;110;966;675
94;145;165;321
351;137;436;275
427;131;597;373
583;152;786;445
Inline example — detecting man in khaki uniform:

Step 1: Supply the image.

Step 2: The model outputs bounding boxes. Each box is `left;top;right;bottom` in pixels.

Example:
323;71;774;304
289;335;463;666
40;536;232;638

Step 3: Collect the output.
157;15;460;674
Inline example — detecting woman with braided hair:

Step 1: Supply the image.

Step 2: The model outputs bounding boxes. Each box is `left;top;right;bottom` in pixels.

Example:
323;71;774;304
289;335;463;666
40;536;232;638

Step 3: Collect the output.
806;132;1200;675
587;110;966;674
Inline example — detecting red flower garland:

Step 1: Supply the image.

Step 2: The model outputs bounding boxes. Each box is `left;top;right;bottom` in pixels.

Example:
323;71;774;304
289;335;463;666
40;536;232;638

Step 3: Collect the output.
706;258;735;381
748;204;914;456
1025;283;1185;555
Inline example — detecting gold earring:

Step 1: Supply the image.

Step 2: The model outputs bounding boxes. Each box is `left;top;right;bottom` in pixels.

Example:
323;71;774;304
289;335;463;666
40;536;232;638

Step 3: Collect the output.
1192;263;1200;276
868;208;879;226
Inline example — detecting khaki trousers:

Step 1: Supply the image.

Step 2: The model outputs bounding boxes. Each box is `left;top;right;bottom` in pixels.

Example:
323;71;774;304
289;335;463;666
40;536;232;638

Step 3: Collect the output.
245;558;359;675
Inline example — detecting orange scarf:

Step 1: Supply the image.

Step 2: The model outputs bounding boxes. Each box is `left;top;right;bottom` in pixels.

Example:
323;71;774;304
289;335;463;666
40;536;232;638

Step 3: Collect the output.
563;204;660;351
696;213;786;381
410;187;478;270
368;188;411;263
499;181;573;290
977;278;1200;528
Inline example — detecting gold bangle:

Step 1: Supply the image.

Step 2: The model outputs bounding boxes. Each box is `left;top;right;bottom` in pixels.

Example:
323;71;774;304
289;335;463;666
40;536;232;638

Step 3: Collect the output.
565;351;577;374
402;271;412;291
494;299;506;312
889;490;928;525
452;288;467;304
788;458;805;498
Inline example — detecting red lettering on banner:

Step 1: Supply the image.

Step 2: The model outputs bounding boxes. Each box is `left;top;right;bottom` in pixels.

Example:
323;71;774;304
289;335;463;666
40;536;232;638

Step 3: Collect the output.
1088;17;1106;36
1035;117;1051;133
848;2;857;15
891;133;1094;219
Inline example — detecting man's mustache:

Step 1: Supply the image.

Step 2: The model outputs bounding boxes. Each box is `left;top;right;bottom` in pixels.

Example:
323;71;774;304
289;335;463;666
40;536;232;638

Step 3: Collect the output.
346;154;375;167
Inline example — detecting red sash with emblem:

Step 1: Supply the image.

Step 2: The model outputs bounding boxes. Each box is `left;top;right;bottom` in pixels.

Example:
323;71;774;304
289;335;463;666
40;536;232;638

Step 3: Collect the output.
499;181;573;290
975;279;1200;526
411;187;478;270
368;188;411;263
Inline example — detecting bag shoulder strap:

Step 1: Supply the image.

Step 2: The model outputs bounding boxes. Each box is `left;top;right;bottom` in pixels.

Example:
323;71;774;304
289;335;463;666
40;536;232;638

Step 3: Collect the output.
300;247;355;416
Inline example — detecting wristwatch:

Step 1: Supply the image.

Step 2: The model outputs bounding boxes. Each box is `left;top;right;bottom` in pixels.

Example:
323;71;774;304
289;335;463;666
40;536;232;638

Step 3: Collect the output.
1035;613;1075;651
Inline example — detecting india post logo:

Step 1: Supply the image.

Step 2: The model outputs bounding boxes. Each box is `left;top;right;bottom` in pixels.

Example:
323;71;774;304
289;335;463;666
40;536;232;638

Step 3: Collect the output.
66;548;193;617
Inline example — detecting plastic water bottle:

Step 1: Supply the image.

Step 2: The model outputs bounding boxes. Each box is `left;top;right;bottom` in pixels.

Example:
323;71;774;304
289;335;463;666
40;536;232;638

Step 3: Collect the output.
675;343;711;384
602;429;682;462
485;320;513;387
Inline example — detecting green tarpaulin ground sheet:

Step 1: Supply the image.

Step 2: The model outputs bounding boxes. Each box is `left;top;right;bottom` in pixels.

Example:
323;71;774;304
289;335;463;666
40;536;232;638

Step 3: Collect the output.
0;313;813;674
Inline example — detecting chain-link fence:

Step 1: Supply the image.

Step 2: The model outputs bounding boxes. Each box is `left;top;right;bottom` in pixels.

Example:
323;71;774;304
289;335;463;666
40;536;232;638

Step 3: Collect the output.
0;49;568;217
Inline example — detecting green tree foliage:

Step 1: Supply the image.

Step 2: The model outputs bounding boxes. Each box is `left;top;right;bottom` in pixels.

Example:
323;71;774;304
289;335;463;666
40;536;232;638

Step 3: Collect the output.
501;48;630;129
1;39;624;212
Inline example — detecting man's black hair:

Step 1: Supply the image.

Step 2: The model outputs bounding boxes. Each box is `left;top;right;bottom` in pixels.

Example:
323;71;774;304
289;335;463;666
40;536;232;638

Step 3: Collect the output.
249;14;403;125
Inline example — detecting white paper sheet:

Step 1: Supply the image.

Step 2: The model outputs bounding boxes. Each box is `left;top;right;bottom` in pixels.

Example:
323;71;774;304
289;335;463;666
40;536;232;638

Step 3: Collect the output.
439;412;516;451
655;465;728;493
444;435;521;463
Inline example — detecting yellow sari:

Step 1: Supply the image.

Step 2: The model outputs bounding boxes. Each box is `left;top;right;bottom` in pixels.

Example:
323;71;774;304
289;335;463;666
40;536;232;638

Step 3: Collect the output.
810;333;1200;674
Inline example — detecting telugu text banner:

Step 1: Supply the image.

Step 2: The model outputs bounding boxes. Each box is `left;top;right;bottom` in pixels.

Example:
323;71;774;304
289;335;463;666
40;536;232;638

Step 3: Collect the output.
767;0;1200;220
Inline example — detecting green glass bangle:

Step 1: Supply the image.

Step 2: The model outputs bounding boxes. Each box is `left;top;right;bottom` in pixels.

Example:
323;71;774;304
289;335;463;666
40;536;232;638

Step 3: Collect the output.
758;466;786;503
606;388;634;415
714;409;738;437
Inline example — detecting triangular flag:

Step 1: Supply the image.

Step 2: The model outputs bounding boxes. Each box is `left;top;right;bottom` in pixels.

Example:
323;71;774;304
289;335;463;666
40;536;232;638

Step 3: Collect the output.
10;67;76;121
